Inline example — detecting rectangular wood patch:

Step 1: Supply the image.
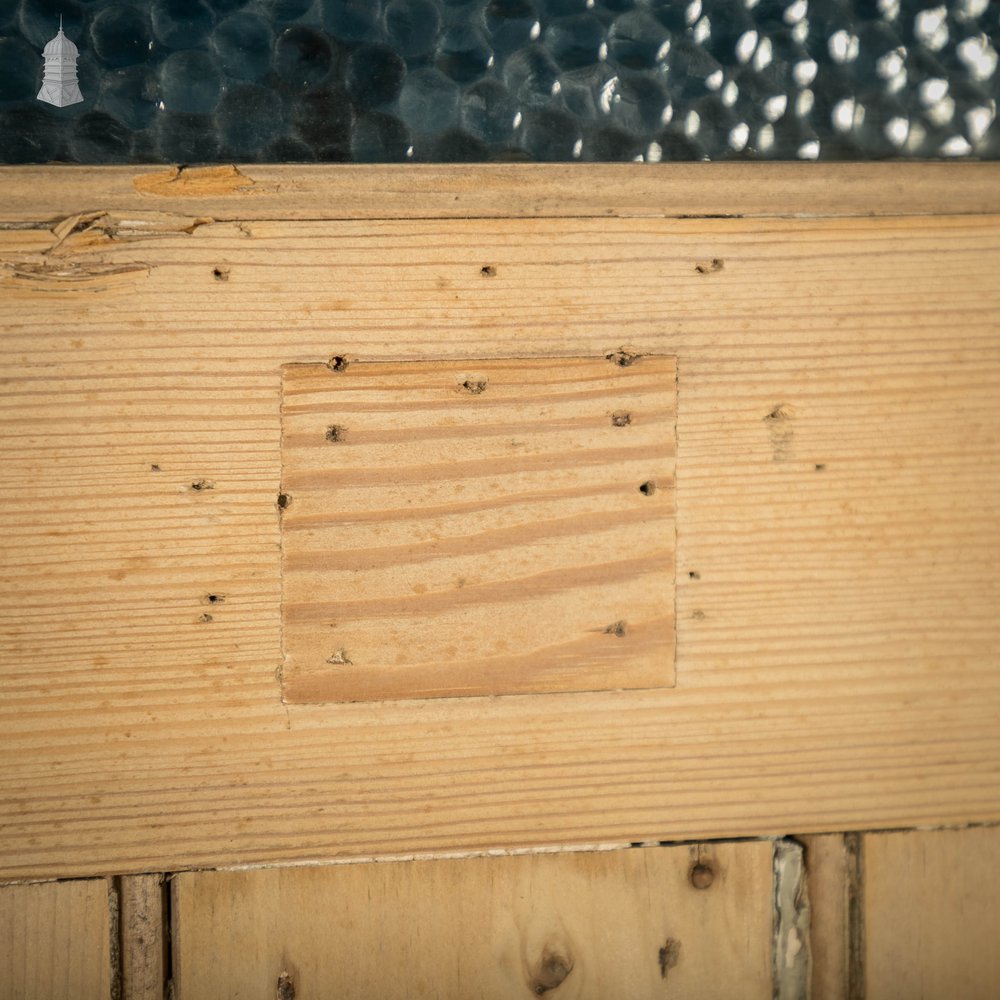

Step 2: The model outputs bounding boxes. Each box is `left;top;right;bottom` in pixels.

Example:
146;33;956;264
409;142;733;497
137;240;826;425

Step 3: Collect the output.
280;356;676;702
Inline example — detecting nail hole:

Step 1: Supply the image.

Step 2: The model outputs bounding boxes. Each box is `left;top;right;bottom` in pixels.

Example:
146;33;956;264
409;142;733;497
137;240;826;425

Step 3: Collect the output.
480;264;497;276
815;463;826;471
199;613;213;623
688;570;700;580
606;349;641;367
277;972;296;1000
603;620;627;637
190;479;215;492
694;258;724;274
212;266;230;281
277;493;291;510
327;355;349;372
207;593;225;604
639;481;656;496
690;863;715;889
325;425;346;443
150;464;161;472
611;410;631;427
461;378;488;395
326;648;353;665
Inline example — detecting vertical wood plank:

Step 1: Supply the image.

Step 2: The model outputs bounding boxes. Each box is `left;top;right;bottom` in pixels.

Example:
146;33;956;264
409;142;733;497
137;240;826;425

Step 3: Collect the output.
173;843;774;1000
865;826;1000;1000
800;835;851;1000
119;876;167;1000
0;879;112;1000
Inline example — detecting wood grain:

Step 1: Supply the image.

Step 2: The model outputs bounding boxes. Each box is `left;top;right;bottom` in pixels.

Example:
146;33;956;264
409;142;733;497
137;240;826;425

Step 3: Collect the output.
0;879;111;1000
1;179;1000;877
119;875;167;1000
800;835;851;1000
2;163;1000;222
281;357;676;701
864;826;1000;1000
172;842;774;1000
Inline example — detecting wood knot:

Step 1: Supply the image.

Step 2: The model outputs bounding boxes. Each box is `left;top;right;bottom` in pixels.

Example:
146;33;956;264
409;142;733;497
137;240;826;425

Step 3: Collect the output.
530;946;574;995
690;863;715;890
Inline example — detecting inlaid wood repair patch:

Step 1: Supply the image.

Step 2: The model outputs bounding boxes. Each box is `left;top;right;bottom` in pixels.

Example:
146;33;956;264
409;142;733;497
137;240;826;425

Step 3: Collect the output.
280;356;676;702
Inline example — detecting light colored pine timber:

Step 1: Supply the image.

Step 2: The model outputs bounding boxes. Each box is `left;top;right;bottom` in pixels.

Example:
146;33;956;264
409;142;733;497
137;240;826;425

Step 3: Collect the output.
1;163;999;222
119;875;167;1000
799;835;851;1000
281;357;676;702
864;825;1000;1000
0;879;112;1000
1;202;1000;878
172;842;774;1000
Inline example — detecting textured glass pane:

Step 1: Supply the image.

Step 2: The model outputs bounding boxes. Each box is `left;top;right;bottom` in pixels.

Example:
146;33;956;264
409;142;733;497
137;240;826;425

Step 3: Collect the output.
0;0;997;162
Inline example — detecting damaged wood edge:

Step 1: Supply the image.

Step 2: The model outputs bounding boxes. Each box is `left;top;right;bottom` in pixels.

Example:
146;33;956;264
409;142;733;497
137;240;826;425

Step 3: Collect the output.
773;838;811;1000
2;260;152;288
46;209;214;251
133;164;261;198
3;163;1000;222
0;208;216;287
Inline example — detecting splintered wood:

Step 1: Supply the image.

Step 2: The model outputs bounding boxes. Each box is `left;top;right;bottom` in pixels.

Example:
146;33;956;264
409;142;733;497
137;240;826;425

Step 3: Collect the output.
280;356;677;702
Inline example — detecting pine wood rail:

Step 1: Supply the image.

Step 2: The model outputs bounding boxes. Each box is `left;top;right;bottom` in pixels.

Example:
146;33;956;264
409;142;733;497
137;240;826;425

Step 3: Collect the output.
1;163;999;880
